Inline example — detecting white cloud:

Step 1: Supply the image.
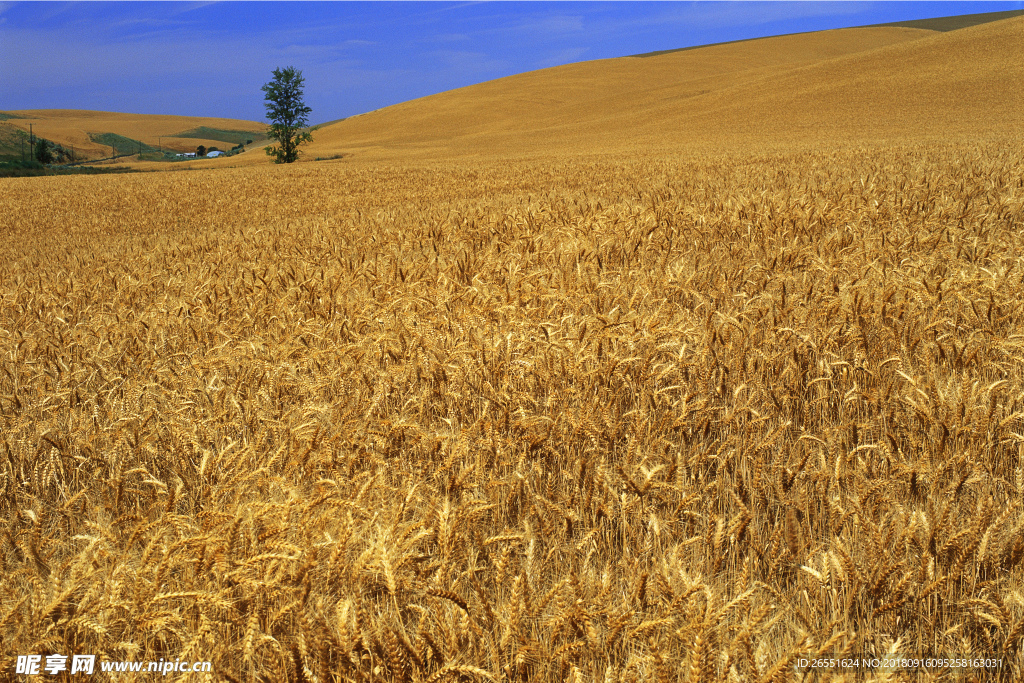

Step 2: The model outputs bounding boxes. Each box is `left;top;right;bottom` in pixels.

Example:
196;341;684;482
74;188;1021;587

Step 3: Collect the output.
176;2;221;14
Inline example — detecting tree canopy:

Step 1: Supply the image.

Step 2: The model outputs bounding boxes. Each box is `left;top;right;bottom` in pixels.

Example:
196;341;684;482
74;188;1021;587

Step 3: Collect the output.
262;66;314;164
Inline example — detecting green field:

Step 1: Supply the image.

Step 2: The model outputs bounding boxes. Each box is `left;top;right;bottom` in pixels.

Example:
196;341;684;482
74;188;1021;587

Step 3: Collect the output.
0;122;32;161
88;132;162;157
171;125;268;146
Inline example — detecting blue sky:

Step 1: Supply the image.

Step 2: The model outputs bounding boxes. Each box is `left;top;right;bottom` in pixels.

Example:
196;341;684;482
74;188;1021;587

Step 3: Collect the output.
2;2;1021;124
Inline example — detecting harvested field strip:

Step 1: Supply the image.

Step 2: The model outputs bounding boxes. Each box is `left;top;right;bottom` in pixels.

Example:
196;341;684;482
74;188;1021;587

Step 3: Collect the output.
0;141;1022;680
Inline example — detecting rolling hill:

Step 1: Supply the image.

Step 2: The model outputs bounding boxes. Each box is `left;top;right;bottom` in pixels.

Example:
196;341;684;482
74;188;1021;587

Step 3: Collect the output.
299;13;1022;163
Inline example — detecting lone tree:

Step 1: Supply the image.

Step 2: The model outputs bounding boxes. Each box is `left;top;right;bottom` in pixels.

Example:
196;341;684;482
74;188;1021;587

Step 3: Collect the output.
262;66;314;164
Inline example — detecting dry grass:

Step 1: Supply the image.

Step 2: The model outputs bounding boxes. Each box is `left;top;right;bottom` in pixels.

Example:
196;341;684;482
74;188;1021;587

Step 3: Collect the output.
1;137;1023;681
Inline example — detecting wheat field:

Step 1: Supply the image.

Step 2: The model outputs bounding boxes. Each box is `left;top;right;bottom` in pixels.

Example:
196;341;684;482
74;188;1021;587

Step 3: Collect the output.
1;137;1022;681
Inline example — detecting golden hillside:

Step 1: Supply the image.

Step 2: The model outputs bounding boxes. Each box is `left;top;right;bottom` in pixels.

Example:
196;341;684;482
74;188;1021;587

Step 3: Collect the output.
1;109;266;160
303;16;1022;162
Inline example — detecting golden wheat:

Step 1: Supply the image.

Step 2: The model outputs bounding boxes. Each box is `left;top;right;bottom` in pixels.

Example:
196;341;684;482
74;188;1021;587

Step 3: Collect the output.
0;139;1022;682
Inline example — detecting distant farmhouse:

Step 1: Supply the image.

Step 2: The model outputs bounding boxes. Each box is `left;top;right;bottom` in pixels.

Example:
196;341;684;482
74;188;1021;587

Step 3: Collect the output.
172;150;226;159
